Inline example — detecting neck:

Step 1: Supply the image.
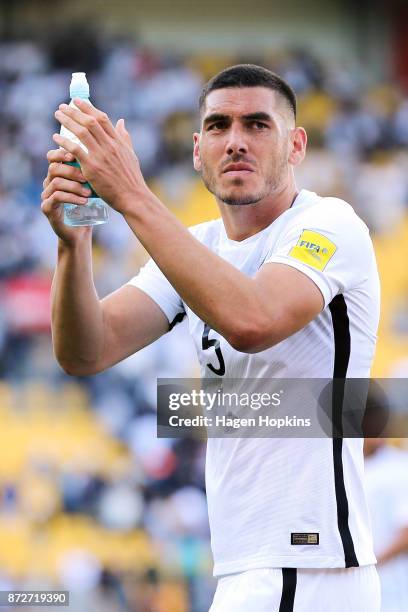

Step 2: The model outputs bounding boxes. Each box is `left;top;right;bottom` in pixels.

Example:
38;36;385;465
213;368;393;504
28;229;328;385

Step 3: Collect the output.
217;180;299;242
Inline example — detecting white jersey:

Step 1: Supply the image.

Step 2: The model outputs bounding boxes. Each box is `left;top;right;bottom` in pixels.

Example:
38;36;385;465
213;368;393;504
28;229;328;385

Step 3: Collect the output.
128;189;380;576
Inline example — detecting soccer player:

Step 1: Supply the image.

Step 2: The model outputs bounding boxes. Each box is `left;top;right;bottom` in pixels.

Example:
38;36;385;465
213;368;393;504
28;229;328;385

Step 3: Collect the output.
41;64;381;611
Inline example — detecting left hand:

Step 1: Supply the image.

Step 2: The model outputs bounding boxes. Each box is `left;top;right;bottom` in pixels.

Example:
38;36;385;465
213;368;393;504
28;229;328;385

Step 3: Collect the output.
53;99;150;215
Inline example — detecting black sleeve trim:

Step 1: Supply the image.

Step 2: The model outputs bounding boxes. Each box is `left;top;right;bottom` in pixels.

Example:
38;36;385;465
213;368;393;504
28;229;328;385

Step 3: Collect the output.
168;312;186;331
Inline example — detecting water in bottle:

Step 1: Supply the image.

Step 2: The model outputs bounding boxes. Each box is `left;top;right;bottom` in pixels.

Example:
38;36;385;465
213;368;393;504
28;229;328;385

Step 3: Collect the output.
61;72;109;226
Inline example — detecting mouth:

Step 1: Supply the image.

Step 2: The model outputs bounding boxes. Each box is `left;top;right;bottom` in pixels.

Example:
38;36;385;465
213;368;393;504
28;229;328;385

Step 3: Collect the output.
222;163;255;175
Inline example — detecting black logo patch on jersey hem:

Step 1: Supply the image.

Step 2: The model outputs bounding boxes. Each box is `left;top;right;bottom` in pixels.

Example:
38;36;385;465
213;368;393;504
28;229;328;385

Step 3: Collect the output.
291;533;319;545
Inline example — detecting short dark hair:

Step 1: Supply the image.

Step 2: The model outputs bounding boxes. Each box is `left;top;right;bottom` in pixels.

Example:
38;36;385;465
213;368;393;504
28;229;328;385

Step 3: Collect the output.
199;64;297;119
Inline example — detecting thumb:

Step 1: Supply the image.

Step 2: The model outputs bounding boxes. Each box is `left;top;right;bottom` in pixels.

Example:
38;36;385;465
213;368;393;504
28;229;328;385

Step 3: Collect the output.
116;118;133;148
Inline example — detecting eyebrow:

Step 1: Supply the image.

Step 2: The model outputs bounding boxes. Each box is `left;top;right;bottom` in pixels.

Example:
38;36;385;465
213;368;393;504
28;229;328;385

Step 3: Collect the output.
241;112;273;123
203;111;273;127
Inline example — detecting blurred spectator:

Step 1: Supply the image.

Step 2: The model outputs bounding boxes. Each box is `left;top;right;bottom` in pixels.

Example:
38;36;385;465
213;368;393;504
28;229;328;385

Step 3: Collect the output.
325;96;384;156
353;151;408;233
364;440;408;612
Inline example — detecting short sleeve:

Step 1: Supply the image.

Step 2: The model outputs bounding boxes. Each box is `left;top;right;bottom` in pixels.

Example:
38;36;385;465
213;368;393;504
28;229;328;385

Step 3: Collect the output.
263;199;372;307
127;258;185;327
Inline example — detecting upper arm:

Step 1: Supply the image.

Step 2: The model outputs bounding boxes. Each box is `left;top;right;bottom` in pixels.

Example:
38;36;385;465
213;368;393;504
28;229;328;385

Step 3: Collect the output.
246;262;324;352
93;285;169;373
85;256;185;374
240;201;371;353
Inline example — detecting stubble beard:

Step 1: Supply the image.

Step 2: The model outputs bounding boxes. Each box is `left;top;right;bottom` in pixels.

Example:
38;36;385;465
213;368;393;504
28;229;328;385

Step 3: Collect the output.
200;158;287;207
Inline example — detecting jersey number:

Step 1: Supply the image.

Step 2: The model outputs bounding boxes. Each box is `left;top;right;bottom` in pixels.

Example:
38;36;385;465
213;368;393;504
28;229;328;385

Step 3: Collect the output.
202;323;225;376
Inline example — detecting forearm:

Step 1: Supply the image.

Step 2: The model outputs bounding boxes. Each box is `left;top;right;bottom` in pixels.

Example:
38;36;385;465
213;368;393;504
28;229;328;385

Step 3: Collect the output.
122;192;264;345
51;236;104;372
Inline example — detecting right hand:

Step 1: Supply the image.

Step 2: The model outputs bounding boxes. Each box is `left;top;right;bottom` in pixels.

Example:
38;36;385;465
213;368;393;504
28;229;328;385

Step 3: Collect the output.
41;149;93;245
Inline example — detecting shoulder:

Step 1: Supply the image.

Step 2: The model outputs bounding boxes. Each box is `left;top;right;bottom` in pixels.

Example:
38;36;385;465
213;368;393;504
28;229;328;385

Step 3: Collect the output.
289;193;371;249
279;192;377;282
321;196;367;225
306;195;369;235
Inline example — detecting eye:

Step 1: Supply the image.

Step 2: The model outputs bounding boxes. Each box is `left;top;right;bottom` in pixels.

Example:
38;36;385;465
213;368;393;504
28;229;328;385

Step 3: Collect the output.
251;121;268;130
207;122;226;131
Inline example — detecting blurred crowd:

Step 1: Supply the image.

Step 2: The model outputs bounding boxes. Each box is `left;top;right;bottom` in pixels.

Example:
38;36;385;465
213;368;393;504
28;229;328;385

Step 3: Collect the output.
0;29;408;611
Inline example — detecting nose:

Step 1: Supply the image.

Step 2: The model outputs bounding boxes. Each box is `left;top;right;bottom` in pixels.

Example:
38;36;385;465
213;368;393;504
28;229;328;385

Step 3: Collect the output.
225;125;248;156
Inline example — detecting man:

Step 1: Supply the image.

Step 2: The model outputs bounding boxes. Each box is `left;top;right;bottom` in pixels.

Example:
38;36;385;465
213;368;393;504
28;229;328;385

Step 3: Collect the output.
41;64;381;611
364;438;408;612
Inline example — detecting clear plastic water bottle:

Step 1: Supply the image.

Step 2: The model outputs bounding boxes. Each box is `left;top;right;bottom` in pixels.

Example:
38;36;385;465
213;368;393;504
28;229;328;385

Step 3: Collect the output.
61;72;109;226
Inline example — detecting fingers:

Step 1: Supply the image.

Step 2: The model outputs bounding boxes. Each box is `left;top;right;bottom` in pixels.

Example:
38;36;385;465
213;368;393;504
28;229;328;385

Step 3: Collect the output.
52;133;88;164
55;107;99;149
41;176;91;201
43;155;86;189
115;118;133;148
73;98;117;139
41;187;89;217
55;100;116;145
47;149;75;163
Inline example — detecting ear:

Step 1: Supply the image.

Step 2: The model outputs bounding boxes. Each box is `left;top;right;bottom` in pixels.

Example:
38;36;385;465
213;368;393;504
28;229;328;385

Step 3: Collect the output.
193;133;201;172
288;127;307;166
